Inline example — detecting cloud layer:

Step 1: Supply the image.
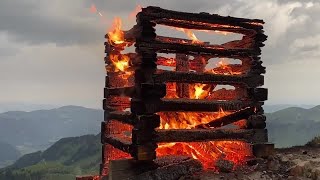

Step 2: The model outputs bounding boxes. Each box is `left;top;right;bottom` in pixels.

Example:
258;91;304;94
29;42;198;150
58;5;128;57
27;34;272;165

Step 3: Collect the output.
0;0;319;107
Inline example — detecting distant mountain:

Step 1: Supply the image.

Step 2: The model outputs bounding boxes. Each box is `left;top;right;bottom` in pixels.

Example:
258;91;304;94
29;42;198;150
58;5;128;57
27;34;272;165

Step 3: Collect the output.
0;142;21;168
0;103;59;113
0;134;100;180
0;106;103;154
263;104;316;113
267;105;320;148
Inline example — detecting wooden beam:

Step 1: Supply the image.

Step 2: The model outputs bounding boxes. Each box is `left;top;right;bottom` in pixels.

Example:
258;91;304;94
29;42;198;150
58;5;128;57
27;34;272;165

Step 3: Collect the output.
138;6;264;32
136;40;261;57
104;87;135;98
155;129;268;143
104;111;135;125
196;107;256;128
153;71;264;88
103;135;131;154
130;98;262;114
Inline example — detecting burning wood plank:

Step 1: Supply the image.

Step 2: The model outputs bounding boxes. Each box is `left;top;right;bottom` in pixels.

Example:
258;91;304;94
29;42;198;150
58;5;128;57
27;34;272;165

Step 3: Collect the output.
155;129;268;143
138;6;265;33
153;71;264;87
137;40;261;56
195;107;257;128
107;156;202;180
105;111;135;125
104;86;135;97
130;98;262;114
103;134;132;154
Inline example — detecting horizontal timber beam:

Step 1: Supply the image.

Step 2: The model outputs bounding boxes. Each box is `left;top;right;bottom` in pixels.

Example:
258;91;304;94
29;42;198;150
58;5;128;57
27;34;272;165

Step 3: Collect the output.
155;129;268;143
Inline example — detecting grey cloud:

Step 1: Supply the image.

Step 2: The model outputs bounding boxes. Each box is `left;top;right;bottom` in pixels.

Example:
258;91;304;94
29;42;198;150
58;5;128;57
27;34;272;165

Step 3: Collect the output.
0;0;103;46
0;0;319;65
0;47;19;57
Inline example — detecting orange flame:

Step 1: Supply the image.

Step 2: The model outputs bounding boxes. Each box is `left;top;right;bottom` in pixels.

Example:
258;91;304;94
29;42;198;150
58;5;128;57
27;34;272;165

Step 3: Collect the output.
90;4;97;13
107;17;125;45
174;27;202;44
158;81;251;169
103;6;252;171
129;5;142;19
109;54;130;72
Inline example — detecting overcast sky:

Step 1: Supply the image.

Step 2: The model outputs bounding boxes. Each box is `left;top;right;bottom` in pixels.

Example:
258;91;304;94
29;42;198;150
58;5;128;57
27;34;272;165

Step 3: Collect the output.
0;0;319;108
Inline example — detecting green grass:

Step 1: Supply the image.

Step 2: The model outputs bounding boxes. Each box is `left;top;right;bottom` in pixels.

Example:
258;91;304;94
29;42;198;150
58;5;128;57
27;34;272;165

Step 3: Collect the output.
0;134;101;180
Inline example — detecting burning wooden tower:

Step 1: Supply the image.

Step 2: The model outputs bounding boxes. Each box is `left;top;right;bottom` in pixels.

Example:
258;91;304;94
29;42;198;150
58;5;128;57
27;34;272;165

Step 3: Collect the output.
77;6;274;180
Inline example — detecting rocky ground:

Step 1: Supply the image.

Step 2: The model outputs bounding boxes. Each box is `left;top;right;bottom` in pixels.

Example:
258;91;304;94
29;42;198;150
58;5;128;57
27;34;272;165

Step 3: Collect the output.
180;146;320;180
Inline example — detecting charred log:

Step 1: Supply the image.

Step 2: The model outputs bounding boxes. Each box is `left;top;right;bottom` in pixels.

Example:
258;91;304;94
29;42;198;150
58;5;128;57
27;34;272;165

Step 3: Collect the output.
138;6;265;32
196;107;257;128
136;40;261;57
130;98;262;114
104;86;135;97
103;135;131;154
155;129;268;143
153;71;264;88
104;111;135;125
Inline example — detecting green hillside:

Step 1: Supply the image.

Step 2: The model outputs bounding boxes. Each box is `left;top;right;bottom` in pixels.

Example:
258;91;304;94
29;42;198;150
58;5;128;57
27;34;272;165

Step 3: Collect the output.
0;142;21;168
0;134;101;180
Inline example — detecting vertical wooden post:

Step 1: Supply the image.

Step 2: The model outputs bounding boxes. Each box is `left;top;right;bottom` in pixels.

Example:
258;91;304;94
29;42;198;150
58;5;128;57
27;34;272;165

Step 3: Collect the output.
176;54;190;98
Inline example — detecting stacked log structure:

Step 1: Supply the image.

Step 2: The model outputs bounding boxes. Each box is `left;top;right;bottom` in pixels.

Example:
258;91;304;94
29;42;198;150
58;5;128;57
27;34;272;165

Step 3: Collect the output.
77;6;273;180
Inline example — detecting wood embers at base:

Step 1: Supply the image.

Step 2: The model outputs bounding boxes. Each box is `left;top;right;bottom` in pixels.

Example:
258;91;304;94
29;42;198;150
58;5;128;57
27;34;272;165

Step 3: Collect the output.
108;156;202;180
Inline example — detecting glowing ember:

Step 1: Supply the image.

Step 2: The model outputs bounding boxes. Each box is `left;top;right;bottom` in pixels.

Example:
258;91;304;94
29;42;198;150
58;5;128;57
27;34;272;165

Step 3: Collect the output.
157;141;252;169
206;58;243;75
107;17;125;45
158;75;251;169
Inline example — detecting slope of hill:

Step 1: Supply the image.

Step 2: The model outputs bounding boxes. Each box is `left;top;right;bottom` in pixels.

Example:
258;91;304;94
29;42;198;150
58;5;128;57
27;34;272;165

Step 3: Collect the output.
0;134;101;180
1;105;320;179
266;105;320;148
0;106;103;154
0;142;21;168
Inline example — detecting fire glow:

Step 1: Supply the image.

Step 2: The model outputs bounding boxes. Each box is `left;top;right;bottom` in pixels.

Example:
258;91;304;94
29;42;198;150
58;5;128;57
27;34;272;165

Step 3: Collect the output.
105;7;252;170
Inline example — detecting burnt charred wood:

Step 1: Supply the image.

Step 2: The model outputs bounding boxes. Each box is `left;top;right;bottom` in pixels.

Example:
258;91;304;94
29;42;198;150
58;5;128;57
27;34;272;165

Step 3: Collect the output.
196;107;257;129
136;40;261;57
132;129;157;145
104;111;135;125
153;71;264;88
106;72;135;88
104;86;135;98
102;99;118;112
248;61;266;75
160;99;261;112
134;68;157;85
103;97;130;110
155;129;268;143
130;98;262;114
140;83;166;99
252;143;275;158
138;6;264;32
248;88;268;101
104;134;131;154
176;54;190;98
127;156;203;180
247;115;267;129
130;98;160;115
107;156;202;180
131;143;158;160
134;114;161;129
